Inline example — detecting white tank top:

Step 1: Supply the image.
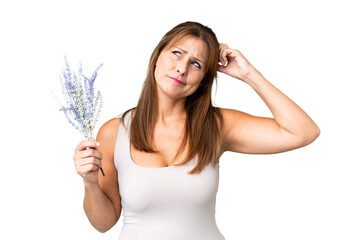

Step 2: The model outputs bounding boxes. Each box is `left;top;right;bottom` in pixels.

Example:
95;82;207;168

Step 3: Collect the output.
114;111;226;240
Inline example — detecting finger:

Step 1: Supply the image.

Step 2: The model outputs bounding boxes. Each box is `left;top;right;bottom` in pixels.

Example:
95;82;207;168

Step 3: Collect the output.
219;43;229;48
76;164;100;176
217;64;227;74
218;44;225;62
220;52;228;66
74;148;102;162
76;156;102;168
222;48;242;66
82;148;103;159
75;158;102;175
220;49;230;66
75;139;100;152
219;47;226;63
219;43;230;64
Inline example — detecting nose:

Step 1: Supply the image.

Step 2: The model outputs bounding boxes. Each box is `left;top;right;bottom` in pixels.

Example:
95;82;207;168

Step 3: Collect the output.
176;62;187;76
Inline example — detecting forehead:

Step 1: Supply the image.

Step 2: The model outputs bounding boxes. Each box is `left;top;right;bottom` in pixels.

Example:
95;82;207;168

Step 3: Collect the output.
166;35;209;61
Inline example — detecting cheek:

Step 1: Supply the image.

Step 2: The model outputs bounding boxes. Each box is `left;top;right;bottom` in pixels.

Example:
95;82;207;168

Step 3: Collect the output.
154;58;163;79
156;53;172;68
187;75;205;92
193;72;205;86
155;56;168;78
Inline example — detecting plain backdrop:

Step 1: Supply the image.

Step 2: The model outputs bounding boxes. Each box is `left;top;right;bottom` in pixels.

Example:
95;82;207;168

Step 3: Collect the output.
1;0;359;239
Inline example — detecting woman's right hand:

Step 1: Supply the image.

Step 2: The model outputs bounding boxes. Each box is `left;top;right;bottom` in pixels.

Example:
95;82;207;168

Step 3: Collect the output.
73;139;103;184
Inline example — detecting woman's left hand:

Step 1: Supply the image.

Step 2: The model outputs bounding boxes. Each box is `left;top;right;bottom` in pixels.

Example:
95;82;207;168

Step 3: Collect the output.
218;43;258;82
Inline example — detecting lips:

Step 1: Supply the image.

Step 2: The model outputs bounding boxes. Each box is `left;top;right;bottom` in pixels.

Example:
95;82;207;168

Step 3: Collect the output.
169;77;185;85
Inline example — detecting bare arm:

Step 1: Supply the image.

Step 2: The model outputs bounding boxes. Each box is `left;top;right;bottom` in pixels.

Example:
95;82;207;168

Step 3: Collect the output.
73;118;122;232
218;44;320;154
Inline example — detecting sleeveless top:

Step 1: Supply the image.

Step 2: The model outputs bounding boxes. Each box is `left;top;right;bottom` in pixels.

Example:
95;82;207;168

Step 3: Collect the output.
114;111;226;240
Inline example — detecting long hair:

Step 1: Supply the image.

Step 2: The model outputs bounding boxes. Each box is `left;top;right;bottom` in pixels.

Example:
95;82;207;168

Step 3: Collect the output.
121;21;223;174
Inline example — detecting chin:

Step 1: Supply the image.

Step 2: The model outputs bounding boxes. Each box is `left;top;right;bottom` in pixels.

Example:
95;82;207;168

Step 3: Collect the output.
164;91;186;100
160;88;188;101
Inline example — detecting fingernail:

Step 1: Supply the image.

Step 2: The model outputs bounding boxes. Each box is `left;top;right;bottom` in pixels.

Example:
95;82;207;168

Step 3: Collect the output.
96;142;100;147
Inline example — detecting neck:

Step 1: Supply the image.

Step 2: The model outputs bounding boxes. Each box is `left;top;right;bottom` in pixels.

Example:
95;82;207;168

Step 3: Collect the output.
155;95;187;126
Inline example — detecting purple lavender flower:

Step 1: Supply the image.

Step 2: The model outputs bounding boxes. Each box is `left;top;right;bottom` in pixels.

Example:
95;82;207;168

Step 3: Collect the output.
54;56;103;139
59;107;79;130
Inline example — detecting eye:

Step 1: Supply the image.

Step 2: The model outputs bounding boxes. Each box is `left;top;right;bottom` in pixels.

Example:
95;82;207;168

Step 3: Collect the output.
192;61;201;69
172;50;201;69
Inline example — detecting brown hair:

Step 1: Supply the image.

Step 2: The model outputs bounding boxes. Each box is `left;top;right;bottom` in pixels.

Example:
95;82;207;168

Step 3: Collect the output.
121;21;223;174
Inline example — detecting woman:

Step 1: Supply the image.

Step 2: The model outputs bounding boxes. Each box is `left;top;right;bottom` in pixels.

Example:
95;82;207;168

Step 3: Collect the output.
73;21;320;239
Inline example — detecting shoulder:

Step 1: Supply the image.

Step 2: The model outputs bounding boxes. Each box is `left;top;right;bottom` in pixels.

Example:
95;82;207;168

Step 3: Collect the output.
218;107;252;131
217;107;258;151
95;118;122;159
219;107;248;118
97;117;121;140
97;108;135;141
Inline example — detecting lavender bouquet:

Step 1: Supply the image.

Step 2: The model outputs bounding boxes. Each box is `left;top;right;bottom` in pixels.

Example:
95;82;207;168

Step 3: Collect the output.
53;56;105;176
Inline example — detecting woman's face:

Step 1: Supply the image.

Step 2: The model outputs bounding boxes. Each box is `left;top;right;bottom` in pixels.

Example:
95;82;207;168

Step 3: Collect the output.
154;35;209;100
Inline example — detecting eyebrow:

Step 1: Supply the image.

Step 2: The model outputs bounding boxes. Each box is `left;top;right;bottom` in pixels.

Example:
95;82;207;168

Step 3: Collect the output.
175;47;205;64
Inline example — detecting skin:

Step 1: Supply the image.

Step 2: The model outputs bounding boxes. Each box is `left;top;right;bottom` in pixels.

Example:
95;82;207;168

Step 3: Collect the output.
154;36;208;104
73;36;320;232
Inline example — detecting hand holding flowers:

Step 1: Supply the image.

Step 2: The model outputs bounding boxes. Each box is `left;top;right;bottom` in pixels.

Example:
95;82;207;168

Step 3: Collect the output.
53;57;105;177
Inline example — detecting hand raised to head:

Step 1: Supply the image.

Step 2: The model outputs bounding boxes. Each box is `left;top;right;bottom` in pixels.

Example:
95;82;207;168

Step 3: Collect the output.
218;43;258;82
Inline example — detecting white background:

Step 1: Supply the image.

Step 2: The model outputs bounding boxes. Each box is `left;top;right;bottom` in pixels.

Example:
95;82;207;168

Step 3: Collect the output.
1;0;359;239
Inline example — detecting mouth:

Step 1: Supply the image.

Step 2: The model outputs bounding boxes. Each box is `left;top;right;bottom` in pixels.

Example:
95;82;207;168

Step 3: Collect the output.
169;77;185;85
